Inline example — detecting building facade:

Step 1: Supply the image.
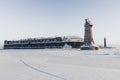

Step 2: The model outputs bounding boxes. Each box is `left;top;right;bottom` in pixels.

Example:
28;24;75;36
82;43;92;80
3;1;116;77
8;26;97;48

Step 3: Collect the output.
4;36;84;49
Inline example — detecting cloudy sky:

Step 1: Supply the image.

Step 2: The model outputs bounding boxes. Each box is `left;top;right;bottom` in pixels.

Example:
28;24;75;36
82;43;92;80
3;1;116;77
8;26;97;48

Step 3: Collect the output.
0;0;120;45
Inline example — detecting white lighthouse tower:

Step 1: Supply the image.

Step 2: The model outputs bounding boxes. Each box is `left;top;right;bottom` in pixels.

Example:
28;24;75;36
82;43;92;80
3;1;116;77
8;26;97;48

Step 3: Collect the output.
81;19;99;50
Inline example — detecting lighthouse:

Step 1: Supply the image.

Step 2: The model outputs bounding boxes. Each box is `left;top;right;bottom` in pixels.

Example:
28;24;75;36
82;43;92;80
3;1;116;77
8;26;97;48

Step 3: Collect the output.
81;19;99;50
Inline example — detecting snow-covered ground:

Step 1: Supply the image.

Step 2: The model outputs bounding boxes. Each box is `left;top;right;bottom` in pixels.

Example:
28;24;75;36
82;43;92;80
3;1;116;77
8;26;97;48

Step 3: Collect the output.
0;48;120;80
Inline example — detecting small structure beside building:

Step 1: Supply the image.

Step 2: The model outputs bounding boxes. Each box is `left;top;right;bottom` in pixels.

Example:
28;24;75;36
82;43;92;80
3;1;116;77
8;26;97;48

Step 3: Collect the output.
104;37;107;48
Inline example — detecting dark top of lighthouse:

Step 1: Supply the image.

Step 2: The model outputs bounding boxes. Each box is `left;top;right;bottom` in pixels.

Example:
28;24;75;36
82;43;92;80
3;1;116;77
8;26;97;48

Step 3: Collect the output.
85;19;93;26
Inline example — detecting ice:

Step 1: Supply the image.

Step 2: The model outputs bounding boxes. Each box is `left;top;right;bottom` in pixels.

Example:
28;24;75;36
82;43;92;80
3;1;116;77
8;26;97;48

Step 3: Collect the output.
0;47;120;80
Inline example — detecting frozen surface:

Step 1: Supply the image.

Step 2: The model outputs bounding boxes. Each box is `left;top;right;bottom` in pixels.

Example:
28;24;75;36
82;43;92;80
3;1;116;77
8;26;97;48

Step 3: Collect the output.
0;48;120;80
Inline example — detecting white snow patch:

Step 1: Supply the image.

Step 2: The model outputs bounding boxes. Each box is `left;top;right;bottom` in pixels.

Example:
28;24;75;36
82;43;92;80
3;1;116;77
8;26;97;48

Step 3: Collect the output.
0;48;120;80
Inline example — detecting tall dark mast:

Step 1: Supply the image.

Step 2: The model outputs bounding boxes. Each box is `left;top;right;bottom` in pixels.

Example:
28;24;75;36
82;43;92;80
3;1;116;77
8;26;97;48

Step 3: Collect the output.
104;37;107;47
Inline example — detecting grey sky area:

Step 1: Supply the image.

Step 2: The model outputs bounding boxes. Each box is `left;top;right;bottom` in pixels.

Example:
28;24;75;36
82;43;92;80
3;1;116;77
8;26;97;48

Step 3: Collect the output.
0;0;120;46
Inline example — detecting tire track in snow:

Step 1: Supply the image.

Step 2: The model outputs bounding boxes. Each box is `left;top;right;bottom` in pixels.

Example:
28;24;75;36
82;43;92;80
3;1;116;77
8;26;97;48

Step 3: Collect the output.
20;59;67;80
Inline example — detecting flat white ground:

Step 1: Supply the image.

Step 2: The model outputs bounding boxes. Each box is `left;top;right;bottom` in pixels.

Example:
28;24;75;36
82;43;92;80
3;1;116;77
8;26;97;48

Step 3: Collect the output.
0;48;120;80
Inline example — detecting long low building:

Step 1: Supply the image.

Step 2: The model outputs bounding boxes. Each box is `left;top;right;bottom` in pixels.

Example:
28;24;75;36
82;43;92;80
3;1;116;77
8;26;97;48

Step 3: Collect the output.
4;36;84;49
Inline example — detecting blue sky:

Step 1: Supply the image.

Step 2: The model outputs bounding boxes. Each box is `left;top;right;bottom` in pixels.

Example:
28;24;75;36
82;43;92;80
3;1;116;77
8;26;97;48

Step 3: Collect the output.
0;0;120;45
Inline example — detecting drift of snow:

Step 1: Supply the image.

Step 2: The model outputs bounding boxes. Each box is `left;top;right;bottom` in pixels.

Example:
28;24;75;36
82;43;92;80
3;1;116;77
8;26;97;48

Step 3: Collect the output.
0;47;120;80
